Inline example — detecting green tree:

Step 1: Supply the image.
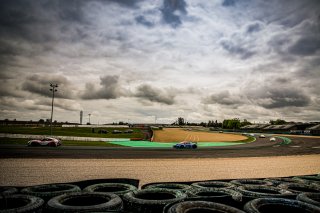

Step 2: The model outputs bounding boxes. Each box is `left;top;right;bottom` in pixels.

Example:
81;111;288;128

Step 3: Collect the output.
178;117;185;125
270;119;286;125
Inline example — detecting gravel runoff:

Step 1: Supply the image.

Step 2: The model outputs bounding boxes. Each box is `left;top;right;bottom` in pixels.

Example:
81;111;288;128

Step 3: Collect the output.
0;155;319;187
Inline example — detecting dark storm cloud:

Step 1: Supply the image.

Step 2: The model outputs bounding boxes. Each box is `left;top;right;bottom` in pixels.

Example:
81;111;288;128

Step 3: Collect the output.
254;88;311;109
203;91;245;106
244;78;312;109
222;0;236;7
0;81;23;98
22;74;75;99
220;40;256;60
289;35;320;56
135;84;175;105
246;22;263;33
135;15;154;28
161;0;187;27
105;0;142;7
81;75;124;100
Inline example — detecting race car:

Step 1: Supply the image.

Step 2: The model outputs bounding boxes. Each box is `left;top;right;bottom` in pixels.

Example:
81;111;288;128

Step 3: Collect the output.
27;137;62;147
173;141;197;149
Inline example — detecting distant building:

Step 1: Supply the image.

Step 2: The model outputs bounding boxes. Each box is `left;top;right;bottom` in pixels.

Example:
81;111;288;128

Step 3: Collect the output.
240;124;269;132
306;124;320;136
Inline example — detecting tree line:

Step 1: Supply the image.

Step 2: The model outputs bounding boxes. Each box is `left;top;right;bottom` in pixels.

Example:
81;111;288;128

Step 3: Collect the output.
173;117;289;129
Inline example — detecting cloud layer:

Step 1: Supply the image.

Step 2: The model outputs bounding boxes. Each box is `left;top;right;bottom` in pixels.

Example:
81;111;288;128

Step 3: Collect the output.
0;0;319;123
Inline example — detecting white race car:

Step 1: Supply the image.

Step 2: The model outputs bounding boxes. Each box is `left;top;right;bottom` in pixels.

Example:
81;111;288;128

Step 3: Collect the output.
27;137;62;147
269;137;276;142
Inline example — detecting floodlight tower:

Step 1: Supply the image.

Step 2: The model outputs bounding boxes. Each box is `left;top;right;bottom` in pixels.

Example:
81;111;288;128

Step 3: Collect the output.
88;113;91;124
50;83;58;135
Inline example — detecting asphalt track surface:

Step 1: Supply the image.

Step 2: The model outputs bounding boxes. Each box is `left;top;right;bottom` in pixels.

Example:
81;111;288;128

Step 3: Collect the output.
0;136;320;159
1;136;319;186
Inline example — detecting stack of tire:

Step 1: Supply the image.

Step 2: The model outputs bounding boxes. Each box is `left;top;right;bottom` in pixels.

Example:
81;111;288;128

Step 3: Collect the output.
1;175;320;212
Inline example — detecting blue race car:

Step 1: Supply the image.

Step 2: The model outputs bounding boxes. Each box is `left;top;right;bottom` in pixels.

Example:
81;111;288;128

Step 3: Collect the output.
173;141;198;149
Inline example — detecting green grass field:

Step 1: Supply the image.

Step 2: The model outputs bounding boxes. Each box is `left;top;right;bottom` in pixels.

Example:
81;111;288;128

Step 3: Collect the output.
0;138;123;147
0;126;144;138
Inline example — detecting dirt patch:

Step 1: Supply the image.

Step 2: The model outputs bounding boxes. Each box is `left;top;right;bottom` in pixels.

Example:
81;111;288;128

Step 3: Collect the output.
153;128;247;142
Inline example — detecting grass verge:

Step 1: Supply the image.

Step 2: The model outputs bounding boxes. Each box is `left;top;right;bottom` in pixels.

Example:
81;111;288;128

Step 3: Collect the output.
0;138;123;147
0;126;144;138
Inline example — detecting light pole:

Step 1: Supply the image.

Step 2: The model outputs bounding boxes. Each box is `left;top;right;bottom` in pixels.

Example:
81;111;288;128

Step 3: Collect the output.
50;83;58;135
88;113;91;124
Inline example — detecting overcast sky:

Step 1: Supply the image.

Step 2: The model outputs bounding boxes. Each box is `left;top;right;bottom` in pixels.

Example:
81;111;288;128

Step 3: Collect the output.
0;0;319;124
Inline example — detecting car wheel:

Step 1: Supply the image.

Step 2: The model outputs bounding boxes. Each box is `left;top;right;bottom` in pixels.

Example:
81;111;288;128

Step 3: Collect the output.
49;142;57;147
30;142;38;146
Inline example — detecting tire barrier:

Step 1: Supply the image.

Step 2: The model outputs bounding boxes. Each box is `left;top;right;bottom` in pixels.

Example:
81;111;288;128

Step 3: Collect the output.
191;181;235;189
230;179;273;187
236;185;295;200
278;183;320;195
187;187;242;208
293;175;320;186
0;186;18;195
21;183;81;201
0;194;44;213
264;177;299;186
297;193;320;207
122;188;187;213
46;192;122;212
244;198;320;213
164;200;246;213
71;178;139;190
142;183;192;192
83;183;137;197
2;175;320;212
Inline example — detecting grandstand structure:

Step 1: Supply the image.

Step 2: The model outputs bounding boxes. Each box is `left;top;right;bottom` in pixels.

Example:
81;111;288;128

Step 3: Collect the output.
241;123;320;135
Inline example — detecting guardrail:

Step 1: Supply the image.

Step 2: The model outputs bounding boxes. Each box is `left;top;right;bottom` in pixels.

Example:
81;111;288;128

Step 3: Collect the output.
0;133;131;142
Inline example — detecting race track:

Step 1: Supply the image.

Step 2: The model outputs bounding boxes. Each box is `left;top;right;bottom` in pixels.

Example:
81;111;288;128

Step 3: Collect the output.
0;136;319;186
0;136;319;159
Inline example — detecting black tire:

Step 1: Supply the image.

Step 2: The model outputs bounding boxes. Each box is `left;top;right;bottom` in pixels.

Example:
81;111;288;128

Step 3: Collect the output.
191;181;235;189
21;183;81;201
122;188;187;213
293;176;320;186
164;200;246;213
230;179;273;187
0;194;44;213
187;187;242;207
46;192;122;212
0;186;18;195
244;198;320;213
30;142;39;147
143;183;192;192
236;185;294;199
297;193;320;207
83;183;137;197
278;183;320;195
264;177;299;186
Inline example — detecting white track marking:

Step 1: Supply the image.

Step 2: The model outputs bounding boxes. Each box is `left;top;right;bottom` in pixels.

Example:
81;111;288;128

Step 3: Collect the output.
312;146;320;149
